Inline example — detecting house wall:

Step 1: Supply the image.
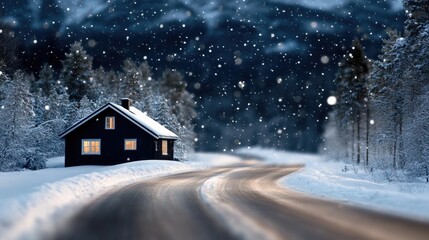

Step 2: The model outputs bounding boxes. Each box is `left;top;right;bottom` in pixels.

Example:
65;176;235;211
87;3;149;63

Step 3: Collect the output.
65;108;172;167
154;139;175;160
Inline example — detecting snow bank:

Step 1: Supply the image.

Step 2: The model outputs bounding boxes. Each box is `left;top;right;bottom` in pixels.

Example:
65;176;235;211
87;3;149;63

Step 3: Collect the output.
0;153;241;240
0;159;193;240
238;147;429;222
187;152;242;167
283;160;429;222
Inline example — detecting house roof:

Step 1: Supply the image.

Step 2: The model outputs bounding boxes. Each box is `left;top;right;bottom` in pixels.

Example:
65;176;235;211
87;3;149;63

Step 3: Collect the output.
59;102;178;140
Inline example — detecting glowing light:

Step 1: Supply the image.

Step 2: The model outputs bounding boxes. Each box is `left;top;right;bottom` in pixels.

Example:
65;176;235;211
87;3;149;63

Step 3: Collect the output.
327;96;337;106
321;55;330;64
370;120;375;125
44;105;50;110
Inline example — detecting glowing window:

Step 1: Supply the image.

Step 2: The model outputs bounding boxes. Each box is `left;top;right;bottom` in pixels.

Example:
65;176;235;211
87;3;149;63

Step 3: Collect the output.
162;140;168;155
82;139;101;155
105;117;115;129
125;139;137;150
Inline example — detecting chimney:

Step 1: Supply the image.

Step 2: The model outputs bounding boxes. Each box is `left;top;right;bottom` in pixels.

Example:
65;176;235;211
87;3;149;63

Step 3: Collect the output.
121;98;131;110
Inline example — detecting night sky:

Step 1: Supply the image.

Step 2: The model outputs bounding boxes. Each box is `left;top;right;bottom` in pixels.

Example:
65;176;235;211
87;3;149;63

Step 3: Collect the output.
0;0;406;152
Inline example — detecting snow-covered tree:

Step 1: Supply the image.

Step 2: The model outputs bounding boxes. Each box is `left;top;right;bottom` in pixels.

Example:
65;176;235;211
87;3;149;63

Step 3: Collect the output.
404;0;429;37
145;93;190;160
37;64;56;96
75;95;96;121
93;67;119;98
120;59;142;100
332;38;370;164
161;69;197;155
60;41;95;102
0;72;47;171
324;2;429;179
138;61;155;108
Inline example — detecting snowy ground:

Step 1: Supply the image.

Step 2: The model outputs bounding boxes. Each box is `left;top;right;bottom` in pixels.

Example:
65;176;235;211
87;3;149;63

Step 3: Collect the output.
237;147;429;222
1;149;429;240
0;154;241;240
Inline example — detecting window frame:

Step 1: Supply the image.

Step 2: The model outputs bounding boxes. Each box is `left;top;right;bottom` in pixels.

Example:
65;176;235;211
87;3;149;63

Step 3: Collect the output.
105;116;115;130
162;140;168;156
81;139;101;155
124;139;137;151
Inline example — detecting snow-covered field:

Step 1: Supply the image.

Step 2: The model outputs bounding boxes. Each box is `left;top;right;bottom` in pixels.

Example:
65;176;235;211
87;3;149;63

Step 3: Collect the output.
0;154;241;240
237;147;429;222
1;149;429;240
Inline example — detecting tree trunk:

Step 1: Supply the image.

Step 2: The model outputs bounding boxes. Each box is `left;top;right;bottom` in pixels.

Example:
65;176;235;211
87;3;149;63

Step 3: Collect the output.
398;113;404;168
366;105;370;166
352;121;355;163
357;114;361;165
393;137;397;169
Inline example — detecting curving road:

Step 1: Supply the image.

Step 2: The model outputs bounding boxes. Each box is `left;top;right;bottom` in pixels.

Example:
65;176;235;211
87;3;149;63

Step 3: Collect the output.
50;165;429;240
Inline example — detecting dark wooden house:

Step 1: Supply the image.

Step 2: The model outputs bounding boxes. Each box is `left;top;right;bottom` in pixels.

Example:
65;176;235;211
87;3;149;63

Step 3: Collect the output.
59;98;178;167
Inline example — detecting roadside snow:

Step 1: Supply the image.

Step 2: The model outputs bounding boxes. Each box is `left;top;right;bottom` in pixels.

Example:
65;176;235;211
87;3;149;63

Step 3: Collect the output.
3;149;429;239
237;147;429;222
187;152;242;167
0;153;241;240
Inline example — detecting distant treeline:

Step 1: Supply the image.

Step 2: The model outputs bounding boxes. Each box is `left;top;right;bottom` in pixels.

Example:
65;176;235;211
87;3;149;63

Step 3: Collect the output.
324;0;429;180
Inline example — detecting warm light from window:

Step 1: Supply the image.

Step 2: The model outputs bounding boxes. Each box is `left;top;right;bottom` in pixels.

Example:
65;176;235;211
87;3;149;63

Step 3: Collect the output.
125;139;137;150
106;117;115;129
162;140;168;155
82;140;100;154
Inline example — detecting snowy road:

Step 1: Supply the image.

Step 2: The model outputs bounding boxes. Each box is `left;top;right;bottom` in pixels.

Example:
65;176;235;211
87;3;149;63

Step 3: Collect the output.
50;165;429;240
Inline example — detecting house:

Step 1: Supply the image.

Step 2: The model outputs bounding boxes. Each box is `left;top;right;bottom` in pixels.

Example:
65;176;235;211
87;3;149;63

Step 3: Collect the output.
59;98;178;167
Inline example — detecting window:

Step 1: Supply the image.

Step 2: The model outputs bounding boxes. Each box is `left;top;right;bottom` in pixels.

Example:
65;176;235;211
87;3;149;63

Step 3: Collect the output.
125;139;137;150
162;140;168;155
105;117;115;129
82;139;101;155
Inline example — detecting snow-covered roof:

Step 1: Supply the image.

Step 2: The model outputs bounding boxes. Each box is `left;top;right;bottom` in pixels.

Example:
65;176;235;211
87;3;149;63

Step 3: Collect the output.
111;103;178;139
59;102;178;139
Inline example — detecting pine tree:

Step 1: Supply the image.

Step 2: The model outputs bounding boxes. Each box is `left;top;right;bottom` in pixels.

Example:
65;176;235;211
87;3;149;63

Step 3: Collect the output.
358;3;429;178
334;39;370;164
161;69;197;124
0;23;18;76
37;64;56;96
120;59;142;100
60;41;94;102
369;29;405;169
139;61;154;108
76;95;95;121
146;94;190;160
404;0;429;37
93;66;118;98
0;72;46;171
161;69;197;154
